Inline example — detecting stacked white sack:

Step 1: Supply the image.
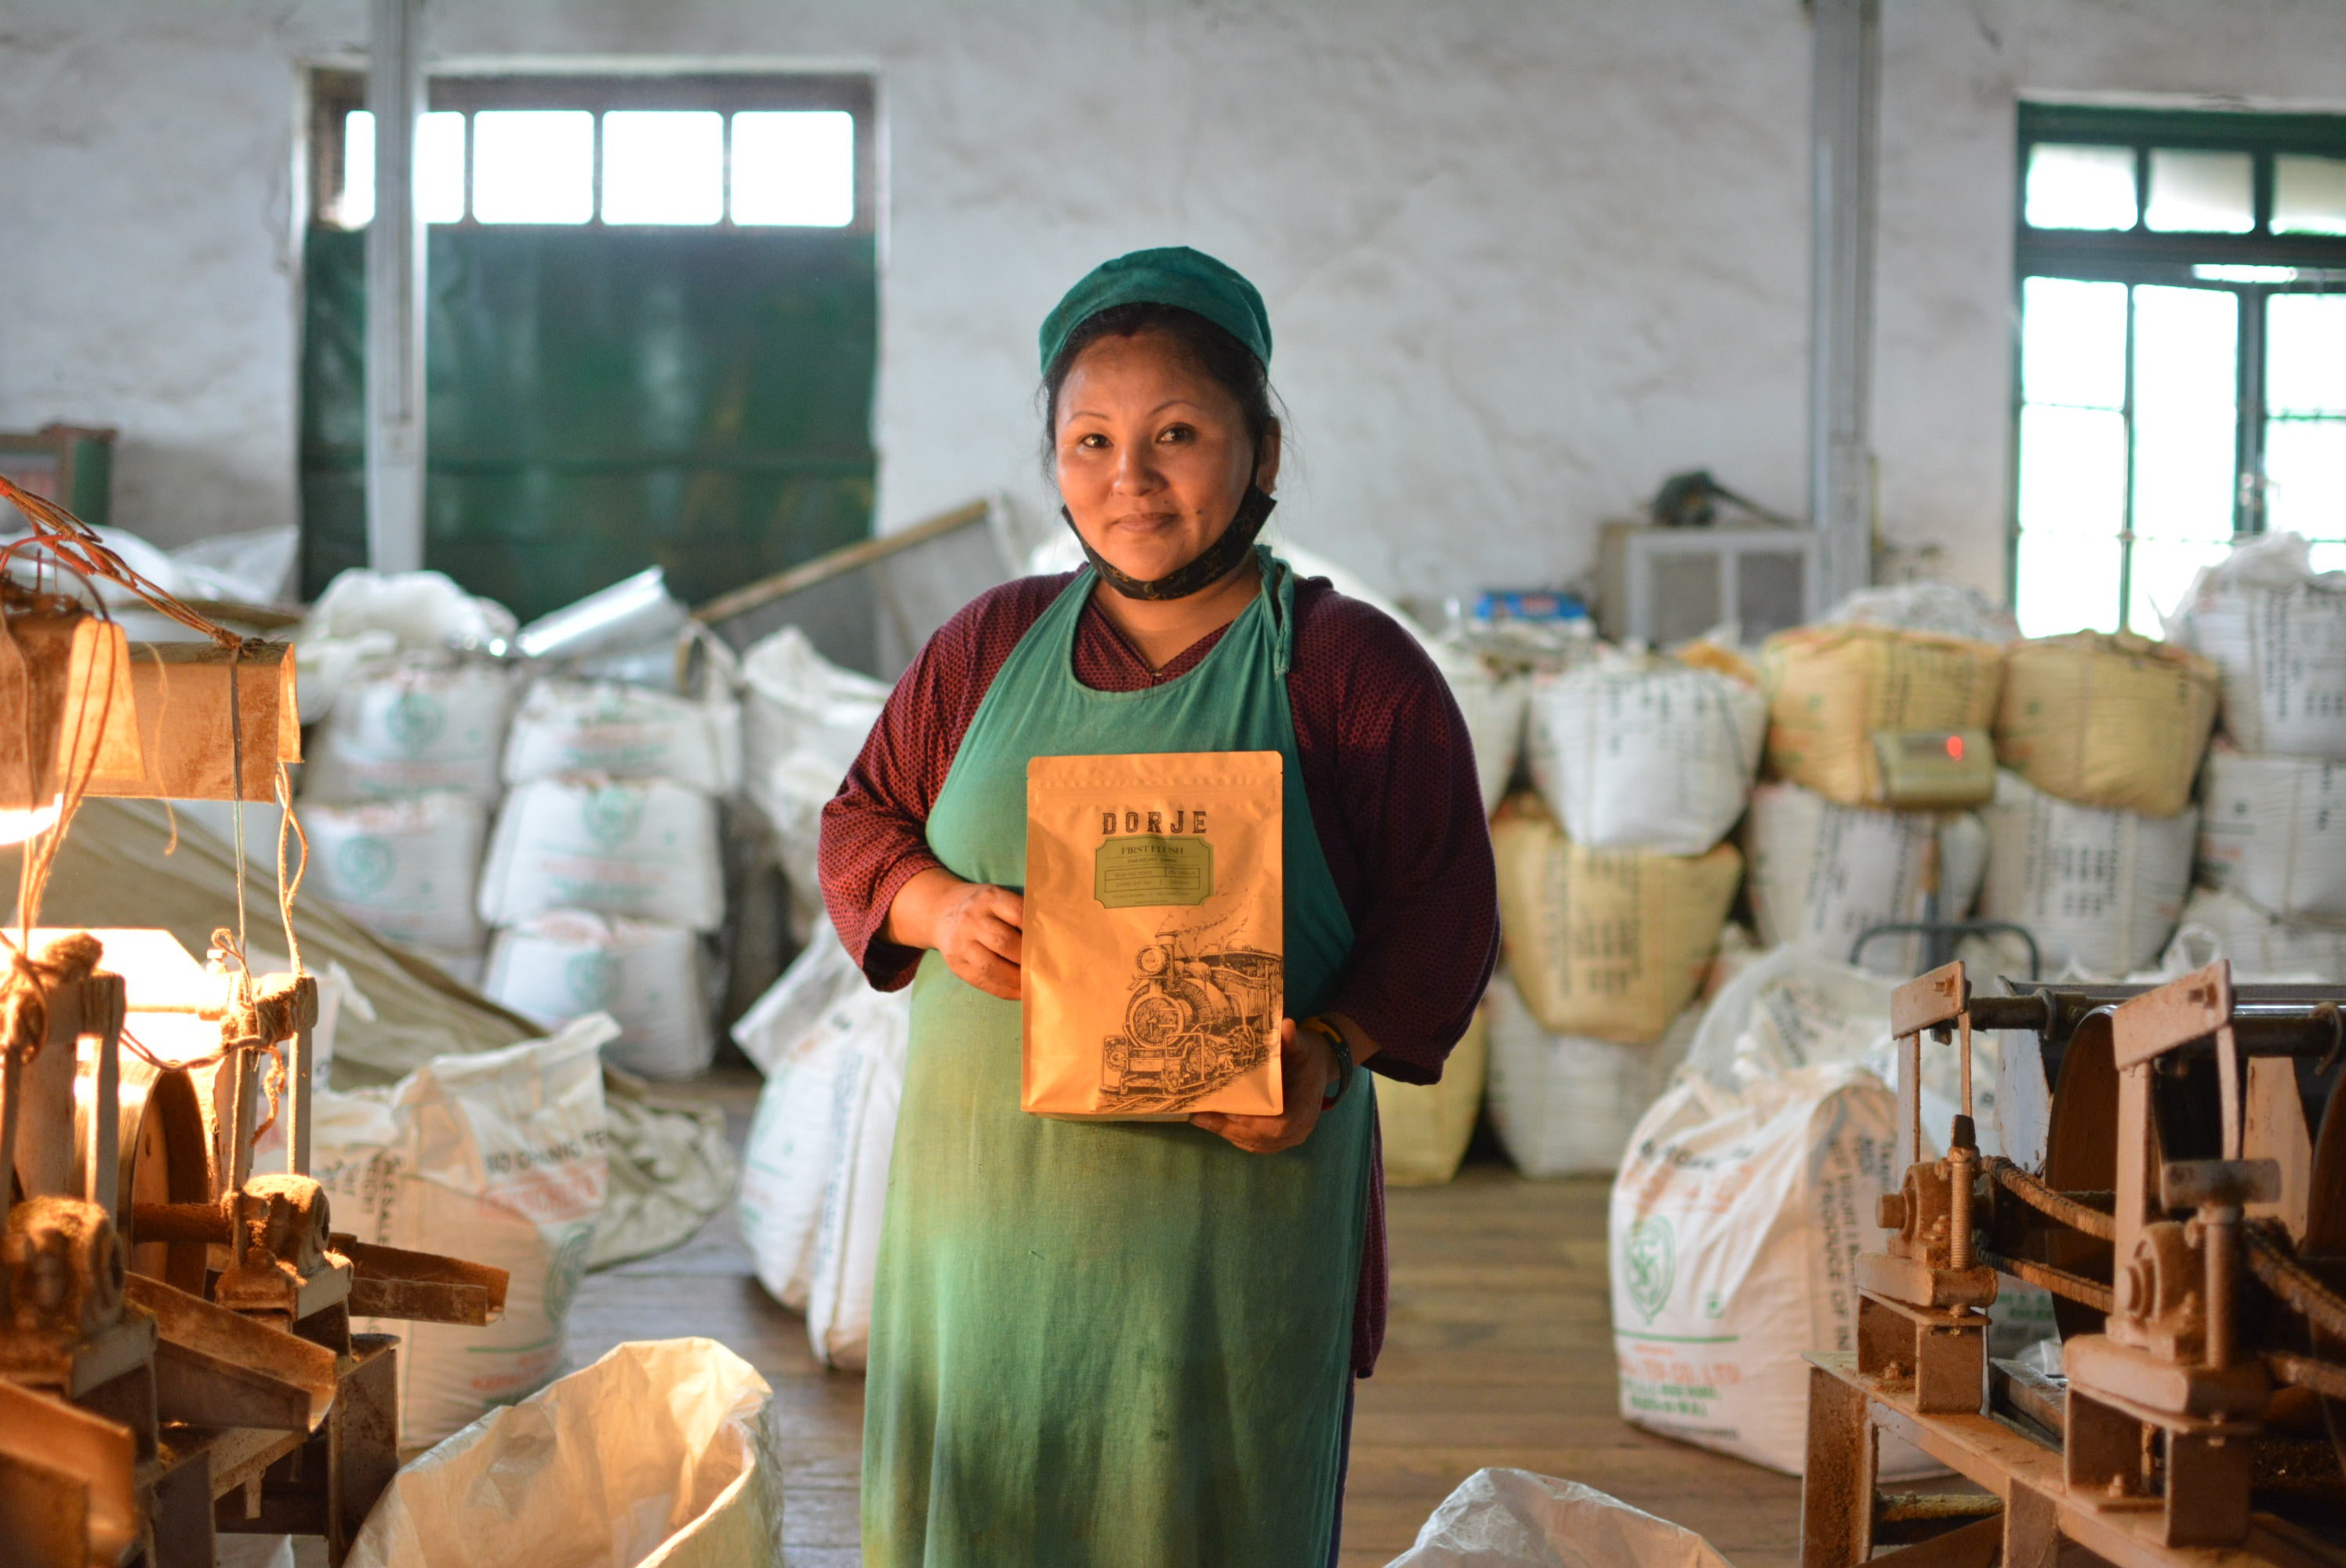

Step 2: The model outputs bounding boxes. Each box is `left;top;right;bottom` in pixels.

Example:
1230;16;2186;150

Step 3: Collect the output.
310;1018;610;1449
488;678;743;1076
1743;781;1988;975
1486;974;1696;1178
503;679;742;797
2162;887;2346;980
2195;751;2346;923
1977;771;2197;978
2162;534;2346;976
734;926;911;1369
480;776;725;931
485;913;710;1079
1523;656;1764;855
741;627;890;940
303;656;515;806
2167;532;2346;757
301;794;491;973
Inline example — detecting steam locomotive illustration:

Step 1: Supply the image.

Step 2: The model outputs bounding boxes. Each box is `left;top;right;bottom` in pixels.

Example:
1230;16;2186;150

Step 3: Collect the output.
1099;935;1284;1109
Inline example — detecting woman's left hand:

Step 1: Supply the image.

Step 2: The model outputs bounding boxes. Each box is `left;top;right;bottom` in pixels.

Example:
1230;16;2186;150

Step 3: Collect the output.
1190;1018;1338;1155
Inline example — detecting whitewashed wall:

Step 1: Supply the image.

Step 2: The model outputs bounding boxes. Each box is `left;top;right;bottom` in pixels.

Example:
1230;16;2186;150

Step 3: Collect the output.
4;0;2344;608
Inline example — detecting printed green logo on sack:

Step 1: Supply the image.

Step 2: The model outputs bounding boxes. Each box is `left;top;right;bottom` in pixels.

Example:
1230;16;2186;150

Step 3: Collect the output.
1624;1214;1675;1323
583;785;644;848
334;836;397;898
564;950;619;1011
384;690;448;756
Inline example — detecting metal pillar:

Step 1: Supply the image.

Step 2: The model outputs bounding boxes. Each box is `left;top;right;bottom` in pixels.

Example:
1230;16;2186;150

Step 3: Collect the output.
1808;0;1880;608
364;0;427;575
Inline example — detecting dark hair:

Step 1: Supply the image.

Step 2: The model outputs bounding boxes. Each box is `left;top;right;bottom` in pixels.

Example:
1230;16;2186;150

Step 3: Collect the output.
1040;303;1280;469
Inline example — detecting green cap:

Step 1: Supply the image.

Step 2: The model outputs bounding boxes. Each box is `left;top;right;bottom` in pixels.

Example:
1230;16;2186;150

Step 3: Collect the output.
1037;246;1273;375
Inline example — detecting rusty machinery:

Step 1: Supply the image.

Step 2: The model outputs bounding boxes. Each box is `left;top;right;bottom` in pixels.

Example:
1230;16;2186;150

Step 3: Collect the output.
0;481;511;1564
1;926;512;1566
1802;958;2346;1568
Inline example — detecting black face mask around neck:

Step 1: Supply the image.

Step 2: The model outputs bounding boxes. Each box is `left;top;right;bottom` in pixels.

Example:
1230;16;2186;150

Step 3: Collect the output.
1062;484;1278;602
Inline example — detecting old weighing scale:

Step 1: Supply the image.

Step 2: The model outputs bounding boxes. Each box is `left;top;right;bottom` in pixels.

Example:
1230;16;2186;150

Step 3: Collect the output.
1802;957;2346;1568
0;480;510;1566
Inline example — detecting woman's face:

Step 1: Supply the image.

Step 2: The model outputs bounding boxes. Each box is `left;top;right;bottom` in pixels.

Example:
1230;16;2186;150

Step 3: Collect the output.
1053;331;1276;585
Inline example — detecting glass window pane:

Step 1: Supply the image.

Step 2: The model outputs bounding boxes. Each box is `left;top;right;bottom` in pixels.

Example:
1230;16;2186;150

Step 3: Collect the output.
338;110;465;224
2018;405;2128;538
601;111;724;224
2274;154;2346;237
2129;538;2235;636
417;111;466;223
2022;277;2129;409
340;110;375;227
2015;531;2122;637
732;111;855;227
472;110;593;223
2131;285;2239;542
2267;294;2346;416
2025;143;2137;230
2144;148;2253;233
2264;418;2346;539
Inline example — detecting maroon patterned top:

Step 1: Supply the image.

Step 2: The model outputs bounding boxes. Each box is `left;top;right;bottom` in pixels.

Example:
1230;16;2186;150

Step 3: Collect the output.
817;568;1501;1376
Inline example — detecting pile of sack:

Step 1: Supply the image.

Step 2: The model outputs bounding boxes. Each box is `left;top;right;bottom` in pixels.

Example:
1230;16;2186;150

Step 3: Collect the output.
295;572;521;986
1746;621;2003;975
2164;535;2346;977
478;677;740;1079
1486;651;1763;1175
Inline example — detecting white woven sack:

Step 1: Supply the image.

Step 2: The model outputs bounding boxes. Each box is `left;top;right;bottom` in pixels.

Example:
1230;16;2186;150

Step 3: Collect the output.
479;776;724;931
740;627;889;934
503;678;742;796
2196;750;2346;922
1743;782;1987;975
303;657;515;805
2162;887;2346;981
485;913;710;1079
1435;650;1530;818
1977;771;2196;978
344;1339;781;1568
731;920;866;1076
1611;947;1936;1479
300;793;488;956
1486;973;1680;1178
735;952;910;1359
804;985;909;1370
1386;1469;1731;1568
1525;659;1763;855
2167;532;2346;757
310;1018;611;1449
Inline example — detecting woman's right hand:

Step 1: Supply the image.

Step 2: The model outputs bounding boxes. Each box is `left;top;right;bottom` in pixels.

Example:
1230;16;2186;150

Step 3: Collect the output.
883;867;1025;1000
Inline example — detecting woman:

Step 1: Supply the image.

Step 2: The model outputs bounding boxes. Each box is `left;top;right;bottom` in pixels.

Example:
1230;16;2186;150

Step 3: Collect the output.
819;246;1499;1566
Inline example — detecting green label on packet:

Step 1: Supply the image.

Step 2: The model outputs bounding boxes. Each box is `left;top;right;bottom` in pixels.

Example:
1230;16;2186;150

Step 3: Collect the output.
1093;836;1214;908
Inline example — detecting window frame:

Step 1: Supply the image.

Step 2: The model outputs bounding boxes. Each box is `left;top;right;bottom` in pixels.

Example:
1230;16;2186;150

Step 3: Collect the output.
2010;103;2346;631
308;68;878;233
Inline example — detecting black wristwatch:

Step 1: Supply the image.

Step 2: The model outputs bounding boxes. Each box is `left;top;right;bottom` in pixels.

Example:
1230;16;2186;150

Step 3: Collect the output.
1308;1017;1354;1109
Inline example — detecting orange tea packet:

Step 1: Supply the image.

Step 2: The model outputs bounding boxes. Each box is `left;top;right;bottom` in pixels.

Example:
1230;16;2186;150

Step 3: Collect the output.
1023;751;1285;1120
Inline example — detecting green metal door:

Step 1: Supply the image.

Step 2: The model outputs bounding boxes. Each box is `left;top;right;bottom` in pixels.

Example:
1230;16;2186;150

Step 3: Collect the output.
300;225;876;620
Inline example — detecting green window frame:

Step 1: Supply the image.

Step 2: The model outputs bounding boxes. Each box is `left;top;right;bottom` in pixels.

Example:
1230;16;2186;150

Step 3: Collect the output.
2011;103;2346;637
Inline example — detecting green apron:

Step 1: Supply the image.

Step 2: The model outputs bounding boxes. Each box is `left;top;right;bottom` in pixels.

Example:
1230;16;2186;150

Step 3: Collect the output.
862;547;1371;1567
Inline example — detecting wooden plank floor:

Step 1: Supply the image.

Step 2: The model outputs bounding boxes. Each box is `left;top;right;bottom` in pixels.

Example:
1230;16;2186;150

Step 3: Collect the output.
571;1069;1800;1567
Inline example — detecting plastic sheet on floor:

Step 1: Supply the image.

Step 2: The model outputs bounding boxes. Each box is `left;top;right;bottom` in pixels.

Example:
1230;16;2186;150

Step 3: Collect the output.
1384;1468;1730;1568
344;1338;782;1568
